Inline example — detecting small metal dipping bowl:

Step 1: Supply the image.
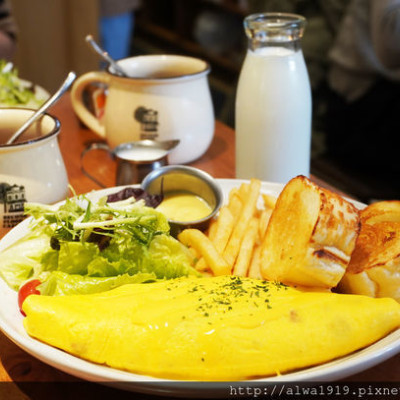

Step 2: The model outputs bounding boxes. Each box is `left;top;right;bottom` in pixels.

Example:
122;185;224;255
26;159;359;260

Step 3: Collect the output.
141;165;223;236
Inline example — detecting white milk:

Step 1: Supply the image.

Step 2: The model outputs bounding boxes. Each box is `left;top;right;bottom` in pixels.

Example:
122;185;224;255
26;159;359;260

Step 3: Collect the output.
235;47;312;183
116;146;168;162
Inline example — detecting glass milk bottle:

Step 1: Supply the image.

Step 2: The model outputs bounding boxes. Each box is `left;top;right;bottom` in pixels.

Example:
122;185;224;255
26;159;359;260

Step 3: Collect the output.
235;13;312;183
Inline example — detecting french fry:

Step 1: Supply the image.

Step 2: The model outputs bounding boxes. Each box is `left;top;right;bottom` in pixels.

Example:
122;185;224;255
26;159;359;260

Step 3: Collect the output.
233;217;259;276
207;217;218;242
248;245;263;279
228;186;239;201
262;193;277;210
178;229;231;276
258;208;272;241
195;257;209;272
210;206;234;253
182;180;272;278
187;246;200;264
223;179;261;266
238;182;249;202
227;193;242;216
187;247;209;272
200;270;214;278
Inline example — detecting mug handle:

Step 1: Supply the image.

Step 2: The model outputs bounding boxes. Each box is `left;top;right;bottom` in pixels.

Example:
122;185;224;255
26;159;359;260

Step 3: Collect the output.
81;142;112;188
70;71;110;138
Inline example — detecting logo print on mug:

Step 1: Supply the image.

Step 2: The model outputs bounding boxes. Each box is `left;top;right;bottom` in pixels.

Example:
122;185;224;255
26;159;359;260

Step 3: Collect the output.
134;106;159;140
0;183;26;230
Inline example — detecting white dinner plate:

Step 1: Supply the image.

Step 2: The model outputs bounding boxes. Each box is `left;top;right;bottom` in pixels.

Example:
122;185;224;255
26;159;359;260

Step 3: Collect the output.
0;179;399;398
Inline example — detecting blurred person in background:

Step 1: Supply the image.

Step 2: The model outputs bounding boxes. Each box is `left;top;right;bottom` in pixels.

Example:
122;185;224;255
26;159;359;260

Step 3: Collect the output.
99;0;141;61
324;0;400;178
0;0;16;60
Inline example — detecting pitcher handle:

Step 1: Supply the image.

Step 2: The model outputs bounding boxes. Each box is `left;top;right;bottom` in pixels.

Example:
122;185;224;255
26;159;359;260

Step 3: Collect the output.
81;142;112;188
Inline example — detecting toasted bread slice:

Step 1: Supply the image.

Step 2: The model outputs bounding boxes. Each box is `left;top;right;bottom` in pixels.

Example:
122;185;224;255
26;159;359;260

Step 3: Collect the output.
338;201;400;302
359;200;400;224
260;175;360;289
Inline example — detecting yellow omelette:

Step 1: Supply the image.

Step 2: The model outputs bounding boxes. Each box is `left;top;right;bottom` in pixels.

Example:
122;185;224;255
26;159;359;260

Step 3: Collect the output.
23;276;400;381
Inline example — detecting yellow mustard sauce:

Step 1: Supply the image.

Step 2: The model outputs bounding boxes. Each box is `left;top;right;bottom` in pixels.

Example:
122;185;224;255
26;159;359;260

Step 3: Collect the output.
156;192;213;222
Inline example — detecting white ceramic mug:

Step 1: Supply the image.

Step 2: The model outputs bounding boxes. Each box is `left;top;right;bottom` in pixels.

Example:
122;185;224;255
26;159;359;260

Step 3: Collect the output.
71;55;215;164
0;108;68;236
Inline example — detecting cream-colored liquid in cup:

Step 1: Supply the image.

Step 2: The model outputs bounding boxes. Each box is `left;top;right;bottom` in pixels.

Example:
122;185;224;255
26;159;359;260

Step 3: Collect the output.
116;147;168;162
0;129;38;145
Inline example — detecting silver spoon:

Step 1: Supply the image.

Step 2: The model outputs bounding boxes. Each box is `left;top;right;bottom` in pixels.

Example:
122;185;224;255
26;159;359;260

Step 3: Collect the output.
7;71;77;145
85;34;128;77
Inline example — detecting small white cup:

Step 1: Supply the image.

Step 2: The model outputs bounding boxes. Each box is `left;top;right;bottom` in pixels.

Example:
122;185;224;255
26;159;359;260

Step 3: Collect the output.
71;54;215;164
0;108;68;236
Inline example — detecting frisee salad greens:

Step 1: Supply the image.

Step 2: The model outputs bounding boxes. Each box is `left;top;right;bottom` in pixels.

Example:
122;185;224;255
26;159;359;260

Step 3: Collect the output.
0;60;44;107
0;190;200;296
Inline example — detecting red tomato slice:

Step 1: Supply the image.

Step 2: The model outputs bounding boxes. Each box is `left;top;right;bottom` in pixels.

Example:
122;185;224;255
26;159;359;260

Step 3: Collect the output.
18;279;41;316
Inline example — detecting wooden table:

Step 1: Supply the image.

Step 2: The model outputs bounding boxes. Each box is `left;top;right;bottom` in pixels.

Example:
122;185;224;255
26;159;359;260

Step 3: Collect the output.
0;95;399;399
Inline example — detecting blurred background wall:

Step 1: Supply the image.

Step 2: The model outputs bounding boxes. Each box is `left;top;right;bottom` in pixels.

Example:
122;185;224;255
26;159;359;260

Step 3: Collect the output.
9;0;99;93
7;0;390;201
8;0;342;129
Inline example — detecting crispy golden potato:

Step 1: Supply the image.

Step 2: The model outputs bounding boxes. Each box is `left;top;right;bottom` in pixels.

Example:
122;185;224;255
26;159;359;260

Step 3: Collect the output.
338;201;400;302
360;200;400;224
260;175;360;289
